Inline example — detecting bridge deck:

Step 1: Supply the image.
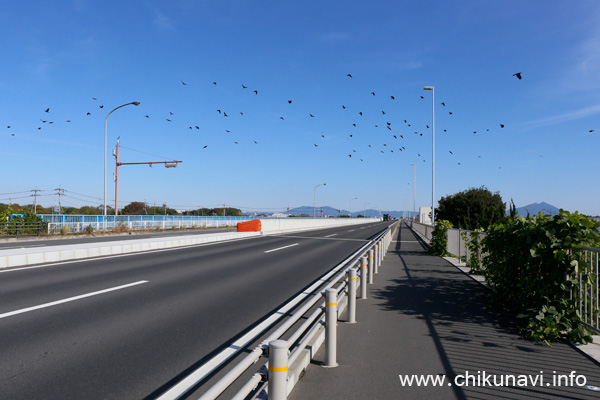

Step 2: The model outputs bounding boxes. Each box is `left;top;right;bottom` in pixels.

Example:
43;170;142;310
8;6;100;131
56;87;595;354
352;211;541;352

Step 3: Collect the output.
289;223;600;399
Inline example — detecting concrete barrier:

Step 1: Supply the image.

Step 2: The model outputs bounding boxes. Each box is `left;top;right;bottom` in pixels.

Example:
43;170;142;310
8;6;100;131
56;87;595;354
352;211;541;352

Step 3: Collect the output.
259;217;380;234
0;218;382;269
0;231;262;270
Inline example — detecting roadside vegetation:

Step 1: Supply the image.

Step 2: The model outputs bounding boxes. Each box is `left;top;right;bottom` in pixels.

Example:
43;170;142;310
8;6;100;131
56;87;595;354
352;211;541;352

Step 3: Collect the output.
427;187;600;344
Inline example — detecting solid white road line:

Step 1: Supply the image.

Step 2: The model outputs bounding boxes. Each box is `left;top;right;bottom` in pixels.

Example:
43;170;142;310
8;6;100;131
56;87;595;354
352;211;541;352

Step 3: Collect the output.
264;243;299;253
324;233;338;238
0;280;149;319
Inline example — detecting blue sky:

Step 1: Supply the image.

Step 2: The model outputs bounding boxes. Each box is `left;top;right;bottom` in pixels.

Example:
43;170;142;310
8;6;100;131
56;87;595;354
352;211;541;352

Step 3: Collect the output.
2;1;600;215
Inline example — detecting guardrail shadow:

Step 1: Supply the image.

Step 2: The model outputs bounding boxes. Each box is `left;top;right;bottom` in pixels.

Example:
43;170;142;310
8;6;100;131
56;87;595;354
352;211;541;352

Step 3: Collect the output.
370;227;600;399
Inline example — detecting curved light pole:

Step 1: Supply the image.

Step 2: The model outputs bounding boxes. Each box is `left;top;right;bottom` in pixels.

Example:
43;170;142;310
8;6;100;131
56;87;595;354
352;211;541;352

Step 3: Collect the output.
104;101;140;217
313;183;326;218
349;197;358;217
423;86;435;224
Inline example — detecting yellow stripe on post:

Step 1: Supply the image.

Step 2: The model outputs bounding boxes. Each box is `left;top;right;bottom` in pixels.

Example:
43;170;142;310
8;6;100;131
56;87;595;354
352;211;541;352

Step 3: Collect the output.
268;365;289;372
349;277;357;280
326;302;337;306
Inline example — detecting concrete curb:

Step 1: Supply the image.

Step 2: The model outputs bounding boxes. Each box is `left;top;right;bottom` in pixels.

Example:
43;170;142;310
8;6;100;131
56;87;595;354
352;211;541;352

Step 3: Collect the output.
0;231;262;269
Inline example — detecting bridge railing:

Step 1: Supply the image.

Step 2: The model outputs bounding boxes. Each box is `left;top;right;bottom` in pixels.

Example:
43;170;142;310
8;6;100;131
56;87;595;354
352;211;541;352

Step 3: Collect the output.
38;215;259;234
572;247;600;332
157;221;398;400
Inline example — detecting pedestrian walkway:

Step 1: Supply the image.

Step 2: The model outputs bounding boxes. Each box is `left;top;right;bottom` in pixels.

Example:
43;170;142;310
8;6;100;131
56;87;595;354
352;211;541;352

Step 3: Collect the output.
289;223;600;399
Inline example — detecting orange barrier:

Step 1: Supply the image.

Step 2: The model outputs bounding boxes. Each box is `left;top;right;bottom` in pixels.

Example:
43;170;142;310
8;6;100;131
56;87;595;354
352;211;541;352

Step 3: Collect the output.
237;219;262;232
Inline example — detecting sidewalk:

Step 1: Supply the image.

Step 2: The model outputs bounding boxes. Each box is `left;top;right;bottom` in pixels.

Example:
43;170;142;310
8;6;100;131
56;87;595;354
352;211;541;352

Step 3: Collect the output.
289;223;600;399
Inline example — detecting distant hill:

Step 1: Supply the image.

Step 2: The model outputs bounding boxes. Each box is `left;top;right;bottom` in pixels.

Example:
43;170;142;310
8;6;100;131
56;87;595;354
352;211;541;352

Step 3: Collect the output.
286;206;411;219
516;202;560;217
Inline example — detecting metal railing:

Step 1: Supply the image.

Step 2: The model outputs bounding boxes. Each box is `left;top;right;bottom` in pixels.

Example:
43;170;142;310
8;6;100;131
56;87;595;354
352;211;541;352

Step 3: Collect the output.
574;247;600;333
157;221;398;400
40;215;257;234
0;222;46;238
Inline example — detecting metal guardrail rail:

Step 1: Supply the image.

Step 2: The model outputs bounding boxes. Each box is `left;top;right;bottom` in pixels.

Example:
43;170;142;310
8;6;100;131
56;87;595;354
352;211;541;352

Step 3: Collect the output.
156;221;399;400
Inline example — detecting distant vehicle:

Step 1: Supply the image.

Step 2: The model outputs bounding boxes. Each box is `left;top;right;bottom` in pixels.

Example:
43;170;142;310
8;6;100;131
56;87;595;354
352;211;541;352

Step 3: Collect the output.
383;214;391;221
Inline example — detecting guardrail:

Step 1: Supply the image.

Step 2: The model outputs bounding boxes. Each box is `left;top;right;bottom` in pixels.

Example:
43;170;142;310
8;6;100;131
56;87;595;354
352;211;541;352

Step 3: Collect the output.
0;222;46;238
157;221;398;400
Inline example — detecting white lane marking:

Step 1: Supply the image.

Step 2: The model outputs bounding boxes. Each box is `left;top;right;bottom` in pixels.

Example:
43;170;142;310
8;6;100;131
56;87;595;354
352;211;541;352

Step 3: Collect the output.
0;280;149;319
264;243;299;253
347;229;355;232
324;233;338;238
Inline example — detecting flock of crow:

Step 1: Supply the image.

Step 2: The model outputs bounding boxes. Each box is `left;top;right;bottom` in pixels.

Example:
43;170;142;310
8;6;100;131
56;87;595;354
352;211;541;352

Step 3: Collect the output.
5;71;595;170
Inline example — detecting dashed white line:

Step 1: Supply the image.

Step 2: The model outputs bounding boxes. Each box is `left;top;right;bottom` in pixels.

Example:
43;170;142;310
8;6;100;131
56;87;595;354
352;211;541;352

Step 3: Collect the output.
264;243;299;253
0;280;149;319
348;229;356;232
324;233;338;238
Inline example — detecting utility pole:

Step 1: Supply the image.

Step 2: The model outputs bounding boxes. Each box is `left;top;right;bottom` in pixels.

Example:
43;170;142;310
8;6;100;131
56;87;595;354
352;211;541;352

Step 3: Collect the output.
55;186;65;214
113;139;182;215
223;204;226;217
31;189;41;214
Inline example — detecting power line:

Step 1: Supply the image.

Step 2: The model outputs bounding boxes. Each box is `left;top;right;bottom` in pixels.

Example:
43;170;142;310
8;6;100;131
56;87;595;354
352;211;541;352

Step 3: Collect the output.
119;145;176;161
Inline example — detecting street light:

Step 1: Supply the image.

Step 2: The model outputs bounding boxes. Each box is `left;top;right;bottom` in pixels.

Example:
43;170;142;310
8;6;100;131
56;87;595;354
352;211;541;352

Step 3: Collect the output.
104;101;140;217
349;197;358;217
423;86;435;224
407;183;411;220
410;163;416;221
313;183;326;218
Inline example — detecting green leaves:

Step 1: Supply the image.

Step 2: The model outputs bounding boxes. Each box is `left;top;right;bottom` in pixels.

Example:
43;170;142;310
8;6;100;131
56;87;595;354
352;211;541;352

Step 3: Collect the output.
436;186;506;230
480;210;599;344
428;220;452;256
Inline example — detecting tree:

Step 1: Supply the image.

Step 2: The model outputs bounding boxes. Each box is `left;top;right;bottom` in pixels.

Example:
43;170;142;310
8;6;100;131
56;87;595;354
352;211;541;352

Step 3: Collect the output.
121;201;148;215
436;186;506;230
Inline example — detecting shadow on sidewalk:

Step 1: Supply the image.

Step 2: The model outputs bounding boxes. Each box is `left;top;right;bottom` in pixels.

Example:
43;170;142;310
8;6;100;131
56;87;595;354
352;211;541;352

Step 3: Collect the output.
369;232;600;399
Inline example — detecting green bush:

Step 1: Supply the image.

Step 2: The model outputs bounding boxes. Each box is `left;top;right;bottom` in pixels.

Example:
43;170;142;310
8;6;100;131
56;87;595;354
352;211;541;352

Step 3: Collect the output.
428;220;452;256
461;229;485;274
481;210;599;344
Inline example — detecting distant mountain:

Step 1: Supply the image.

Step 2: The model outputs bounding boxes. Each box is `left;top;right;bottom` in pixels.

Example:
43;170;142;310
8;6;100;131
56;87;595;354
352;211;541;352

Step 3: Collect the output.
516;202;560;217
286;206;412;219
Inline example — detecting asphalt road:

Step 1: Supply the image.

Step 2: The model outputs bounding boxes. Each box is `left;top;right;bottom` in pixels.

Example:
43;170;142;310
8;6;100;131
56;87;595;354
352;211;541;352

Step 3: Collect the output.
0;222;392;400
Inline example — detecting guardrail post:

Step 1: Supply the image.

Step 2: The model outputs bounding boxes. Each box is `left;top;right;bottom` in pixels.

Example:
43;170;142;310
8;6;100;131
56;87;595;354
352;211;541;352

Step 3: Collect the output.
375;243;381;273
324;288;338;368
360;256;368;299
347;268;357;324
15;222;20;238
368;250;374;283
268;340;289;400
37;222;42;236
